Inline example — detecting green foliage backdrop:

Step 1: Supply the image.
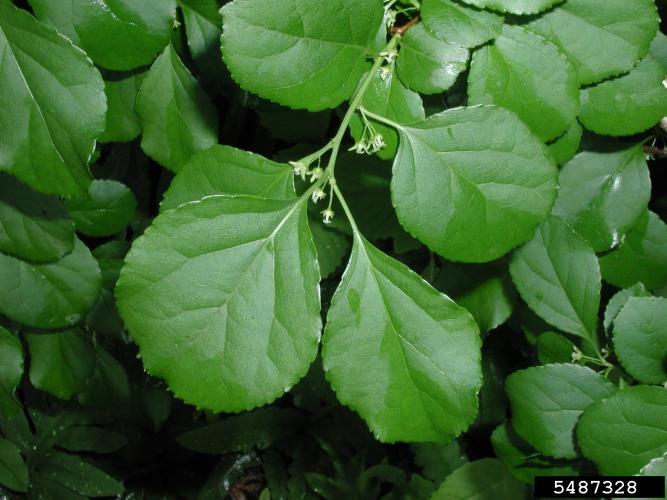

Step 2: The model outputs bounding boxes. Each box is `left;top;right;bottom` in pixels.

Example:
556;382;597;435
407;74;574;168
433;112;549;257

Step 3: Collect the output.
0;0;666;497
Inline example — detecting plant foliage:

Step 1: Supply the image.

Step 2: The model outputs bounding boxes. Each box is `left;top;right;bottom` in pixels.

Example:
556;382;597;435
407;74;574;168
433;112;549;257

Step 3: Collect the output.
0;0;666;497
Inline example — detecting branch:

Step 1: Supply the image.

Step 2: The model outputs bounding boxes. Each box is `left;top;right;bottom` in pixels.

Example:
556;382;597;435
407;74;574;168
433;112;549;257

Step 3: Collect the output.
644;145;667;156
390;15;420;36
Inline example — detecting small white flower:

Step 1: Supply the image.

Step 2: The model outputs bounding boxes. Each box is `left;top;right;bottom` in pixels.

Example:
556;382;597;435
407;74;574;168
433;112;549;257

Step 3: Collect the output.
321;208;335;224
309;167;323;182
348;140;368;154
380;49;398;64
571;348;583;363
289;161;309;180
311;188;327;203
370;133;385;152
384;9;397;28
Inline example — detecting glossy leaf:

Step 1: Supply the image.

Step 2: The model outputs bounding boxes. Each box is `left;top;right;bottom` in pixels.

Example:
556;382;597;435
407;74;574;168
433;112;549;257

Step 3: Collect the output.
328;153;402;241
0;173;74;263
577;385;667;475
26;330;96;399
391;105;557;263
0;239;101;329
579;56;667;137
161;145;295;211
116;196;321;412
603;283;650;334
0;438;28;493
491;423;578;484
458;0;560;14
349;64;425;160
612;297;667;384
510;216;601;341
468;25;579;142
65;180;137;237
548;122;583;166
536;332;575;365
432;458;526;500
99;69;144;143
396;24;469;95
309;217;349;279
506;364;617;459
322;234;482;442
599;211;667;291
526;0;659;84
29;0;176;71
553;143;650;252
0;327;23;419
221;0;384;111
178;0;225;79
421;0;504;49
433;260;515;333
0;0;106;196
177;408;303;453
37;450;123;497
136;44;219;172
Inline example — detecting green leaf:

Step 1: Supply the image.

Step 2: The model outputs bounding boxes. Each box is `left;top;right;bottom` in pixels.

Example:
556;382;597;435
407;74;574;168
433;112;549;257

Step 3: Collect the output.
603;283;650;334
99;69;144;143
177;0;225;80
457;0;560;14
468;25;579;142
577;385;667;475
525;0;659;84
395;24;469;95
78;346;131;414
309;217;349;279
0;327;23;419
579;56;667;137
177;407;303;454
509;216;601;341
0;438;28;493
0;238;101;329
220;0;383;111
0;0;106;196
599;211;667;291
36;450;123;497
547;122;583;166
322;234;482;442
0;173;75;263
536;332;576;365
391;105;557;263
329;153;402;241
29;0;176;71
650;32;667;69
116;195;321;412
349;63;425;160
432;458;526;500
64;180;137;237
433;260;515;333
612;297;667;384
161;145;295;212
421;0;504;49
136;44;219;172
491;423;579;485
629;453;667;500
26;330;95;400
412;441;467;482
552;143;650;252
56;426;126;454
506;363;617;459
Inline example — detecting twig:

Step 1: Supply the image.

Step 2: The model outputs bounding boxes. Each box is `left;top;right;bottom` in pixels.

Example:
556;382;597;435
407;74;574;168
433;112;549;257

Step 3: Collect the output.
644;145;667;156
390;15;420;36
